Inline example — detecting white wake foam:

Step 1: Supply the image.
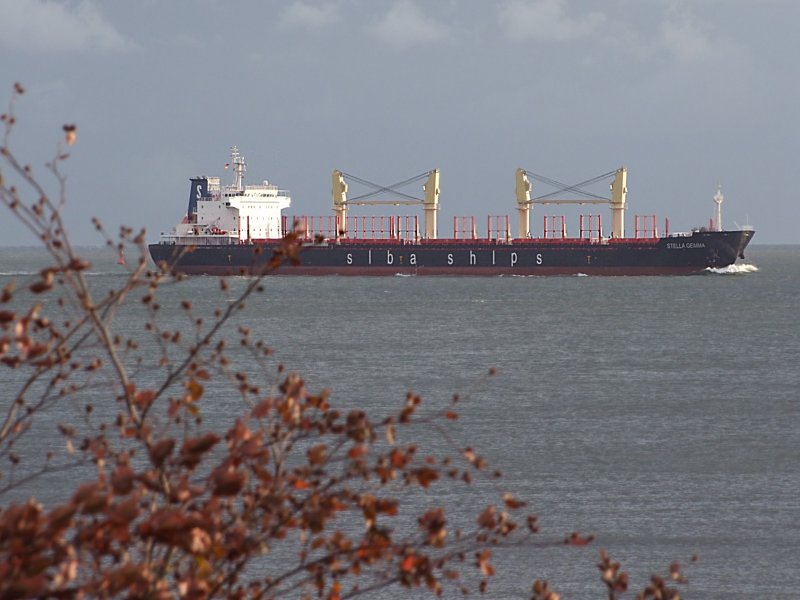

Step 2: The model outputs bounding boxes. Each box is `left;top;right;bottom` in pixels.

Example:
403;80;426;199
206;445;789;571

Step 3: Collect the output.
705;263;759;275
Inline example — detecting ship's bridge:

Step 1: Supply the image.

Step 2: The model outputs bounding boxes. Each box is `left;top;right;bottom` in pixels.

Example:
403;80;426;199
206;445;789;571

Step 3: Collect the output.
161;148;293;244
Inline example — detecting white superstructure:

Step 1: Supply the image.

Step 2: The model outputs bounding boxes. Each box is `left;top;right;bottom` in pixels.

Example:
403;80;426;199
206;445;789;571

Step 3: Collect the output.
159;146;291;245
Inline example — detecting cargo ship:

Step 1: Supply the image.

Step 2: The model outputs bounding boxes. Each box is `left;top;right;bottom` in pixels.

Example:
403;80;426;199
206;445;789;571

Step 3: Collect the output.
148;148;754;276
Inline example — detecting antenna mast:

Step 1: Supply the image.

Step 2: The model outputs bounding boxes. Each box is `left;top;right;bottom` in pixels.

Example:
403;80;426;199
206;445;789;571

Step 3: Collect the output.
230;146;246;191
713;184;724;231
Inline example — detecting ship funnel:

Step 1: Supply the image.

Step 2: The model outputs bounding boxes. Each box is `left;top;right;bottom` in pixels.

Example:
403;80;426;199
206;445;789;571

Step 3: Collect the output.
515;168;532;238
187;177;208;223
423;169;440;239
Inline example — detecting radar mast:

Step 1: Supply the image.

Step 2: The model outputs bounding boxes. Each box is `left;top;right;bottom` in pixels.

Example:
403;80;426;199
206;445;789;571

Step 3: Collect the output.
713;184;724;231
230;146;246;191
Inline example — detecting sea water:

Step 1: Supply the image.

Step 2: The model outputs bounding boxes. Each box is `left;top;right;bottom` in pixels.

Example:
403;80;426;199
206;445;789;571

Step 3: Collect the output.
0;244;797;598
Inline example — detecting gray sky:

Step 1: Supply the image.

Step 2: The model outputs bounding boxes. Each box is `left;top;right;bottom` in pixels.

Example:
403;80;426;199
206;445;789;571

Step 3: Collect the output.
1;0;797;245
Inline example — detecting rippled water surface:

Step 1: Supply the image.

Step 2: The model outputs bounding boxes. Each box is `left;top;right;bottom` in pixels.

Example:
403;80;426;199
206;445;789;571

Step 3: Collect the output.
1;244;798;598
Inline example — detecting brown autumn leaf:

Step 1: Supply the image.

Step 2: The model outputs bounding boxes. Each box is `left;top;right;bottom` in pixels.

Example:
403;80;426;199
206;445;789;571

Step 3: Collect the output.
385;423;396;444
531;579;560;600
502;492;527;509
137;508;189;543
211;463;247;496
28;280;53;294
46;504;76;534
527;514;539;533
25;342;48;360
63;124;76;145
390;448;409;468
78;487;110;515
251;464;273;486
111;465;136;495
149;438;175;468
72;481;104;505
105;495;141;526
414;467;439;488
185;378;204;402
134;389;156;409
419;508;447;547
612;572;629;592
105;564;147;595
66;257;89;271
564;532;595;546
251;397;274;418
376;498;398;516
476;550;494;576
181;432;220;455
401;555;416;573
0;281;15;303
477;505;496;529
348;445;368;459
307;444;327;466
180;433;220;468
327;580;342;600
670;561;687;583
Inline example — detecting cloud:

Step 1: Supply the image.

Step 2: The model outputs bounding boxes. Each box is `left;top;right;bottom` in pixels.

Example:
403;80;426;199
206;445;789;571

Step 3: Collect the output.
659;5;735;63
0;0;132;52
369;1;449;47
278;2;341;30
498;0;606;42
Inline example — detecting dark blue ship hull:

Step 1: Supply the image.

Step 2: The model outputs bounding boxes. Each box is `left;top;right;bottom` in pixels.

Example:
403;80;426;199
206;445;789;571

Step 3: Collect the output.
148;229;754;276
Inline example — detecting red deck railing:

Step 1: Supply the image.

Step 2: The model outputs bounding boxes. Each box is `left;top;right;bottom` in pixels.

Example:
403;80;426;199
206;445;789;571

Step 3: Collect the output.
280;212;668;243
453;216;476;239
488;215;511;242
543;215;567;239
634;215;658;239
285;215;419;241
579;214;602;240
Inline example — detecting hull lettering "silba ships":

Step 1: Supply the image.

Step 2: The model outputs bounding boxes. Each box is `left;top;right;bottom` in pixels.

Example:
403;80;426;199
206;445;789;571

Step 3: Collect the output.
349;250;545;266
148;147;755;276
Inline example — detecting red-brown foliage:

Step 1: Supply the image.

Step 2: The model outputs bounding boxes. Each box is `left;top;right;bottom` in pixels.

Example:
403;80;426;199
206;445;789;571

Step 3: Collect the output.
0;84;694;599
